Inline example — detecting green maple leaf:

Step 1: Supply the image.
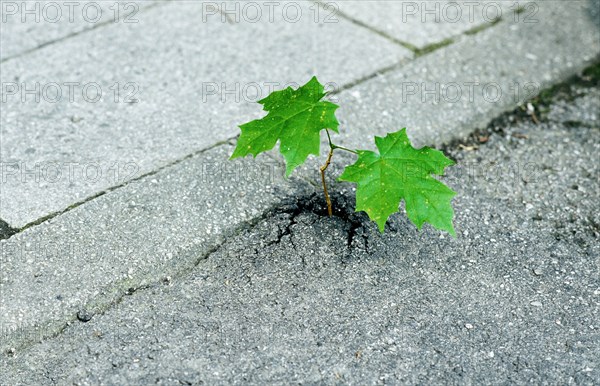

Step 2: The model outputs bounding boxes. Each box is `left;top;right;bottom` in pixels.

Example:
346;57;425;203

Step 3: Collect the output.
339;129;456;235
230;76;339;176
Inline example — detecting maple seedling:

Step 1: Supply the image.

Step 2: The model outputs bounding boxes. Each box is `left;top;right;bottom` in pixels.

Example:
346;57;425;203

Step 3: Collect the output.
230;77;456;235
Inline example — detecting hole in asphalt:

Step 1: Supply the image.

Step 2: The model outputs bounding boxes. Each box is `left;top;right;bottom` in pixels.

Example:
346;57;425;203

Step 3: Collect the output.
275;191;367;224
267;191;374;252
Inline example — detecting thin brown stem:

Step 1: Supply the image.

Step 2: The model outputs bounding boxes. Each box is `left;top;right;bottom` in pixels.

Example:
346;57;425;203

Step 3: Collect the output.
320;146;334;216
320;129;358;216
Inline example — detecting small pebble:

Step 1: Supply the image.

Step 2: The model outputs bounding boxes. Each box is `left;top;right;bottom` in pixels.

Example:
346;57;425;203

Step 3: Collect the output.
77;309;94;322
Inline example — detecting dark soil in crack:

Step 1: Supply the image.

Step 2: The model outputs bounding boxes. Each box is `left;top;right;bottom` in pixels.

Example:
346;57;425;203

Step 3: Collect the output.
0;220;18;240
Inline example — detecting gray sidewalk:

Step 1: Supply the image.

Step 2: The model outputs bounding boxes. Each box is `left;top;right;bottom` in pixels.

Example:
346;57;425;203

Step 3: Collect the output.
2;70;599;385
1;1;600;384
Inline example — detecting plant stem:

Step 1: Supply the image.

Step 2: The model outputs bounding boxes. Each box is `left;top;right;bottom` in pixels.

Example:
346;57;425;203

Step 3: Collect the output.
320;146;334;216
325;129;334;148
320;130;359;216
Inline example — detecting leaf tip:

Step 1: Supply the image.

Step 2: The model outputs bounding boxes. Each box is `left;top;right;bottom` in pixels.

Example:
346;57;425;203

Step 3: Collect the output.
229;148;241;160
284;163;298;179
444;221;457;237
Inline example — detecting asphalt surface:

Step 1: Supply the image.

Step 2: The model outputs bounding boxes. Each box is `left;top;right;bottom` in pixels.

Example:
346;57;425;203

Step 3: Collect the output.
1;68;598;385
7;1;600;355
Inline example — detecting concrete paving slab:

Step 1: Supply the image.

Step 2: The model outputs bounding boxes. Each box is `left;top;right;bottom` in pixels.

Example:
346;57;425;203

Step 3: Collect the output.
1;82;597;384
327;0;600;151
333;0;514;49
0;1;159;61
0;142;315;355
0;0;411;229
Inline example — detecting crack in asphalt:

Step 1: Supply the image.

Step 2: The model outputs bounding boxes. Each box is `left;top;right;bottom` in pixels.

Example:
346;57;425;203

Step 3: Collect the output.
2;186;374;355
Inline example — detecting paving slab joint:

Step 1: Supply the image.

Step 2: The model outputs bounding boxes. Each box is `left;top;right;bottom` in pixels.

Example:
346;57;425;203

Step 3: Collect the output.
463;17;502;36
413;37;455;57
437;60;600;157
0;1;168;64
313;0;506;57
330;60;412;95
2;138;235;241
312;0;420;53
